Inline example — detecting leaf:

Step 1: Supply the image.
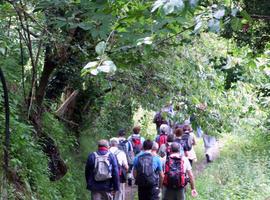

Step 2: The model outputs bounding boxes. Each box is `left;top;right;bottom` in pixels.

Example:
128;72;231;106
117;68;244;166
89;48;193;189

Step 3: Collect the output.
83;61;98;69
214;9;225;19
163;0;184;15
0;47;5;55
163;3;174;15
240;10;252;22
231;18;242;31
151;0;165;13
137;37;153;46
95;41;106;55
194;21;203;33
97;60;117;73
90;68;99;76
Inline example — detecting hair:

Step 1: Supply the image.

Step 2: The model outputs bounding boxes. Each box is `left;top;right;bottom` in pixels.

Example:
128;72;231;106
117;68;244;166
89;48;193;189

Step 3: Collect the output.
143;139;153;150
118;129;126;136
183;124;192;133
98;139;109;148
110;139;118;147
171;142;180;153
167;134;175;142
133;126;141;134
152;141;159;151
174;128;184;137
160;124;170;134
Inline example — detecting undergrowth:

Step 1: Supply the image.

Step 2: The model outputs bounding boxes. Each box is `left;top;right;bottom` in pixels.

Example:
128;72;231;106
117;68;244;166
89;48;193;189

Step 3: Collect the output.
187;133;270;200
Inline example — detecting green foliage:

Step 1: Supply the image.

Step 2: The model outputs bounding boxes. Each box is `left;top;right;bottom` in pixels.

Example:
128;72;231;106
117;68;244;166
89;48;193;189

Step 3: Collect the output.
188;134;270;200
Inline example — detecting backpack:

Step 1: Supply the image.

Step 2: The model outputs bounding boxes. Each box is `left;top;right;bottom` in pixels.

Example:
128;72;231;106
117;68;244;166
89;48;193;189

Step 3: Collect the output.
175;134;192;151
93;152;112;181
136;153;158;187
113;150;127;183
158;133;168;147
118;139;133;165
131;136;142;155
163;156;187;189
165;143;171;158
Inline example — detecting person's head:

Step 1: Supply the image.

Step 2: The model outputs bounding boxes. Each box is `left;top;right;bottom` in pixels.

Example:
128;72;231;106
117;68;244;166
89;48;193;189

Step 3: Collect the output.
143;139;153;150
110;137;119;147
174;127;184;137
133;126;141;134
151;141;159;152
167;134;175;143
98;139;109;148
183;124;192;134
171;142;180;153
118;129;126;137
160;124;170;134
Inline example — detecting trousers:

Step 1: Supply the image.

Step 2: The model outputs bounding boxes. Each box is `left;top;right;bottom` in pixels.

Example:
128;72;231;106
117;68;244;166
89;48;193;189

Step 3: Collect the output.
91;191;113;200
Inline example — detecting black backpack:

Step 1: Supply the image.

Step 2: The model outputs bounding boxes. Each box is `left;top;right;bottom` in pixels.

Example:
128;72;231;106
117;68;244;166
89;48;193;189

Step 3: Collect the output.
118;139;133;165
163;156;187;189
175;134;192;151
136;153;158;187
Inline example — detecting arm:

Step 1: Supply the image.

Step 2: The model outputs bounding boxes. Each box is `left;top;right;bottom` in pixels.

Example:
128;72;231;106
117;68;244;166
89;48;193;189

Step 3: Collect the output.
159;171;164;188
85;154;94;187
187;169;198;197
187;170;195;190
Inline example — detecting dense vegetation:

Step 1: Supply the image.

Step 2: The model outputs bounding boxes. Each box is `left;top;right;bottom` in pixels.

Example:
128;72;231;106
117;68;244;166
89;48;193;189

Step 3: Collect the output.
0;0;269;199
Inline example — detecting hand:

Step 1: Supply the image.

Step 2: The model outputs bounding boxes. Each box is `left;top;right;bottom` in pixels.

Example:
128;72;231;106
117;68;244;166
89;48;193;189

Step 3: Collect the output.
191;189;198;197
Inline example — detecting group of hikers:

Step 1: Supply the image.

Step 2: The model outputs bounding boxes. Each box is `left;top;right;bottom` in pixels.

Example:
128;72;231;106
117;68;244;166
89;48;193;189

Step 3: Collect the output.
85;111;203;200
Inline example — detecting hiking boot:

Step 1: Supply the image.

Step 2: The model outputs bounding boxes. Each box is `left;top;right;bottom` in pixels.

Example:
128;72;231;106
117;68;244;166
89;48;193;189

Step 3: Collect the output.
206;154;211;163
128;178;132;186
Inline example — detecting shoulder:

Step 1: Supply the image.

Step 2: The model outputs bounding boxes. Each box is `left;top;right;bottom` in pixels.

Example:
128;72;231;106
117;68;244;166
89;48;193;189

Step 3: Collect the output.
153;155;162;163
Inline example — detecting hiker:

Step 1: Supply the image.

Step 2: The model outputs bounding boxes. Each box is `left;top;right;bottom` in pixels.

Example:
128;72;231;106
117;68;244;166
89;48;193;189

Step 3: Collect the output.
202;132;218;163
183;124;197;166
128;126;145;156
109;138;128;200
156;124;171;148
174;127;187;156
85;140;119;200
117;129;134;186
162;142;198;200
152;141;166;172
133;140;164;200
158;134;175;160
153;112;168;134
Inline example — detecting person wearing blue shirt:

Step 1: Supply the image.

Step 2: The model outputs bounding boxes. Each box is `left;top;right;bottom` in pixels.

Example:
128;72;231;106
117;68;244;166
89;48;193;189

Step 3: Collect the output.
133;140;164;200
85;140;120;200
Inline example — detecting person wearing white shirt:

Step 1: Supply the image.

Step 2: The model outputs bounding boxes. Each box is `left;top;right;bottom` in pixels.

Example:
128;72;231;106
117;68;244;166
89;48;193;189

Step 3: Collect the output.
110;138;128;200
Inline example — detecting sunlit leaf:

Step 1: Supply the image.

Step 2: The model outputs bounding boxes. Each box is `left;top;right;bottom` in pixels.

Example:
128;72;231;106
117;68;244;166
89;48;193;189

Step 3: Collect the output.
95;41;106;55
83;61;98;69
151;0;165;12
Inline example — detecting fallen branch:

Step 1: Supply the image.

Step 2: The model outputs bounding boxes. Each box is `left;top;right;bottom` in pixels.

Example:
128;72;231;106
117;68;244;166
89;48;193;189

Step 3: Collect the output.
55;90;79;117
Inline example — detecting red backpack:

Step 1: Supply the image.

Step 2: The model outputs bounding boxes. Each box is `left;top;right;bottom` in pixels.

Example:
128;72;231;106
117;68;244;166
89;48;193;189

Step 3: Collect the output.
163;156;187;188
158;133;168;147
132;136;142;155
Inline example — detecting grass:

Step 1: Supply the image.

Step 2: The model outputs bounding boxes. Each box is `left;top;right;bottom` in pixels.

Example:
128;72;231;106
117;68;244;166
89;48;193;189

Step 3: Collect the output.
186;134;270;200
